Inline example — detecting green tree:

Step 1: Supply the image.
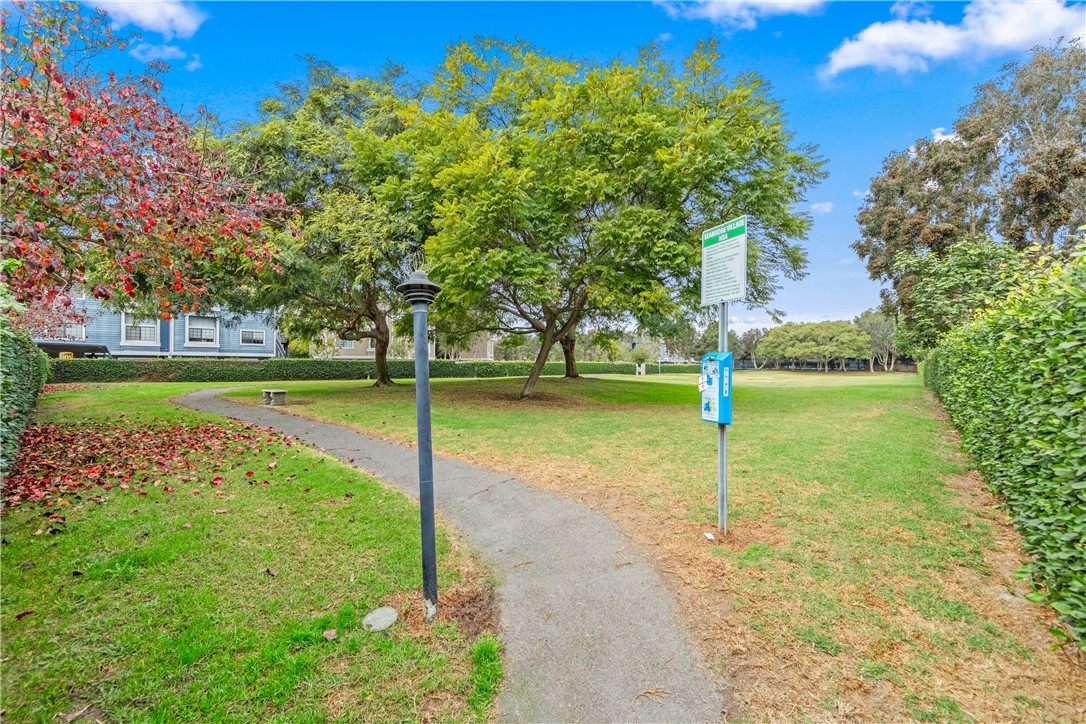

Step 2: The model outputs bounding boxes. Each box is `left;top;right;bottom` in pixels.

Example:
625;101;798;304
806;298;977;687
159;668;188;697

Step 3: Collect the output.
495;333;528;361
892;238;1027;357
758;323;800;368
854;39;1085;316
225;60;416;385
736;327;768;368
640;314;698;361
961;40;1086;250
758;321;867;371
693;324;740;360
394;38;825;397
855;309;897;371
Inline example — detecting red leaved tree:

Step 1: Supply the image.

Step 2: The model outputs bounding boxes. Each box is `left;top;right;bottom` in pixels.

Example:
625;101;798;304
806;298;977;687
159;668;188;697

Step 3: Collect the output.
1;1;290;327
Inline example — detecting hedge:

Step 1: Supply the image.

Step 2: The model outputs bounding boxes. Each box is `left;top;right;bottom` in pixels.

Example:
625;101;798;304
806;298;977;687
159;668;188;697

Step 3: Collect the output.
47;357;658;383
646;363;701;374
924;247;1086;649
1;319;50;474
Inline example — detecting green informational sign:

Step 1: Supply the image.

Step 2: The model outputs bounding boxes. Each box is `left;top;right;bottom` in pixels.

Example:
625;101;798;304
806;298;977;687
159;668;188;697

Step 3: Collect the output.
701;215;748;306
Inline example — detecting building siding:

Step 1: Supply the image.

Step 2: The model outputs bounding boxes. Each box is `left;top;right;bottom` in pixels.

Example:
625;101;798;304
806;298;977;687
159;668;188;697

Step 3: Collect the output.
36;297;279;359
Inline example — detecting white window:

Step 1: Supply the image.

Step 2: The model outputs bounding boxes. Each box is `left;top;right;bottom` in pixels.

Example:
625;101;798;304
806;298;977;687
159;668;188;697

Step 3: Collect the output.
337;339;354;349
240;329;265;345
366;338;376;352
46;324;85;340
121;314;159;345
186;316;218;346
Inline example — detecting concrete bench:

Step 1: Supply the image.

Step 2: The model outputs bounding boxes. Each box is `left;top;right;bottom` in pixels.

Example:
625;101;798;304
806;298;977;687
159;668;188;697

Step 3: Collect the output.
262;389;287;406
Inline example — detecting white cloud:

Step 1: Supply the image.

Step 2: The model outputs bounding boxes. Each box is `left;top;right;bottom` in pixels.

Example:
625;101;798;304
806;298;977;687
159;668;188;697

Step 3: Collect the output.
821;0;1085;79
658;32;674;42
890;1;933;20
852;189;869;198
92;1;208;40
811;201;834;214
658;0;826;30
129;43;187;63
931;127;960;142
129;43;202;71
837;256;857;265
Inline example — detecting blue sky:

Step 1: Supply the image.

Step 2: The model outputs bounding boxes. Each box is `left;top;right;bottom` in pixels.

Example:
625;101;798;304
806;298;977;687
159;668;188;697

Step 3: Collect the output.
88;0;1085;333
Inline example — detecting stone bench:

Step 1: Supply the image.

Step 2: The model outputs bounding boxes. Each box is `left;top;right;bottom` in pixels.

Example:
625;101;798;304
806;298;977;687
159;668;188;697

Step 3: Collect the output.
262;389;287;406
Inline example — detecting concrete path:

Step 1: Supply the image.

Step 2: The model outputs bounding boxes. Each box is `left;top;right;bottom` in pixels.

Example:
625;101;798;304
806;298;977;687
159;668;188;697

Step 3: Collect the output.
177;388;725;723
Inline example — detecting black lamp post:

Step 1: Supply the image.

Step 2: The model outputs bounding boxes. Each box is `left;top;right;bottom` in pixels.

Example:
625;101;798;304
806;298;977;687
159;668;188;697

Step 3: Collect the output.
396;269;441;623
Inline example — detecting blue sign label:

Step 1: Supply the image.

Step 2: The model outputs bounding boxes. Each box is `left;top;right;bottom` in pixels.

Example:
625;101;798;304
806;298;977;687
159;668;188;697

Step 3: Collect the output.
700;352;733;425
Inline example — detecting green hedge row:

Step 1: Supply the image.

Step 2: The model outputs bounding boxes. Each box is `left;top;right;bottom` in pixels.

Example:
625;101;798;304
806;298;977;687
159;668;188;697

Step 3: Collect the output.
47;358;654;383
1;320;50;473
646;363;701;374
924;247;1086;649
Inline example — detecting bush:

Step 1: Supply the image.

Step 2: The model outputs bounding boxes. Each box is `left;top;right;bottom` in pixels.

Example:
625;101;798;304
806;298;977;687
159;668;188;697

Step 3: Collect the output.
48;358;645;383
1;319;50;473
924;247;1086;649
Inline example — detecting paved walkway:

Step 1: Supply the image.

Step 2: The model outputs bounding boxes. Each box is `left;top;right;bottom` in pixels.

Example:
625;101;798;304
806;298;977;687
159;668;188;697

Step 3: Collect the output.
177;389;725;722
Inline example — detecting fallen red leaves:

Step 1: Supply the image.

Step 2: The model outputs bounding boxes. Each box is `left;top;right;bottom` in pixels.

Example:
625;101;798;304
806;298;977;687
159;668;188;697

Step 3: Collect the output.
42;384;94;394
3;420;293;509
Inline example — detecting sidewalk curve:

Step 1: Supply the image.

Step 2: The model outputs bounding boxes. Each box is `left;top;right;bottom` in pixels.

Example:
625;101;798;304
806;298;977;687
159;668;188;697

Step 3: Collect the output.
177;388;726;722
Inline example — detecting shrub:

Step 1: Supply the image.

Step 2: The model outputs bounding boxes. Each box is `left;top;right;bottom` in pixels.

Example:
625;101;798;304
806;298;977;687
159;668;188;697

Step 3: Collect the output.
48;358;644;383
924;247;1086;649
1;319;50;473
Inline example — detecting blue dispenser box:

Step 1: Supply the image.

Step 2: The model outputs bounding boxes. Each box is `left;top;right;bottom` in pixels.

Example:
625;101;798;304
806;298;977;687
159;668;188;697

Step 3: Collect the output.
700;352;733;425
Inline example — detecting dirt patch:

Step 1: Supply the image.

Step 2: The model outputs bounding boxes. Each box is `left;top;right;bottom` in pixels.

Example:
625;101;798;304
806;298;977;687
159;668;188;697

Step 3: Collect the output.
57;703;108;723
391;583;501;640
323;687;360;719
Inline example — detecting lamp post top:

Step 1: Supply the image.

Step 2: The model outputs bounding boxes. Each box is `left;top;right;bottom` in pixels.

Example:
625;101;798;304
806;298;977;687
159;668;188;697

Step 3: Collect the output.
396;269;441;305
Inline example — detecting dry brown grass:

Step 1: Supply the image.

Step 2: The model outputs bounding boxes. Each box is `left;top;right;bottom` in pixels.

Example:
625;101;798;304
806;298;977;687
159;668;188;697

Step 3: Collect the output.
223;375;1086;721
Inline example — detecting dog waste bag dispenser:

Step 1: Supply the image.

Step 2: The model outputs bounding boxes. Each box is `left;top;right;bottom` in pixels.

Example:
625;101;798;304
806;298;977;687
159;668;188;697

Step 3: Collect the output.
700;352;733;425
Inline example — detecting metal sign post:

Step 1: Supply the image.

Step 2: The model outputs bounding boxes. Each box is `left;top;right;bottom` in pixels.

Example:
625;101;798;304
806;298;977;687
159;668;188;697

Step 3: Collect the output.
719;301;728;534
700;216;748;535
396;269;442;623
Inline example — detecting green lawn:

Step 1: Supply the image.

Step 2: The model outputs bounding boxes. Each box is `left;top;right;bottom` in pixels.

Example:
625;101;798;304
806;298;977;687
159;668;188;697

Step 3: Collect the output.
1;383;501;722
220;371;1083;721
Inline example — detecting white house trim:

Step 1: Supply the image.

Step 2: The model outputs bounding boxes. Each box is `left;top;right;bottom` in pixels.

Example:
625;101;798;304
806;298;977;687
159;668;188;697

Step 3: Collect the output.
120;313;159;346
184;315;220;348
111;350;273;358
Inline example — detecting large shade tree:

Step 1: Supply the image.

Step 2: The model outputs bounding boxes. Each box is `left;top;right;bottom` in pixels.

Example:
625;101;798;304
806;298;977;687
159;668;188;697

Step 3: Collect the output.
854;39;1085;321
1;2;286;327
390;38;825;397
225;60;417;385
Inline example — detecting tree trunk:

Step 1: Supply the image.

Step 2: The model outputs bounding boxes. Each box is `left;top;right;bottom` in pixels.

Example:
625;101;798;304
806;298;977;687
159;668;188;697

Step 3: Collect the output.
869;356;875;373
560;332;579;379
372;314;394;387
521;325;557;398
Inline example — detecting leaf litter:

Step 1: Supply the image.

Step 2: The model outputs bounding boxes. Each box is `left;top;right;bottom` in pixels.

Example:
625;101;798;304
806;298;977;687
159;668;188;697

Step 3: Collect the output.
3;420;294;509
